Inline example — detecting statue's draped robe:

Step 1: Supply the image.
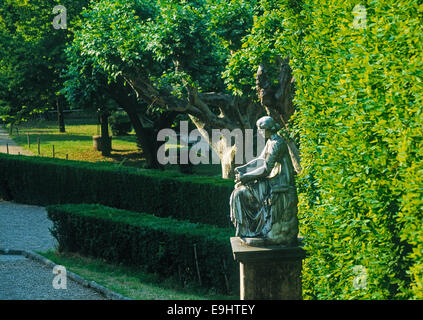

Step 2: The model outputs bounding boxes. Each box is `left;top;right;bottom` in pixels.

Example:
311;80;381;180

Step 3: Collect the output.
230;135;298;244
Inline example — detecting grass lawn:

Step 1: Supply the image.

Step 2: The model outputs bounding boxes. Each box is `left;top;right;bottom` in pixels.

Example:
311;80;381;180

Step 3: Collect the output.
10;118;144;165
9;118;222;176
39;250;237;300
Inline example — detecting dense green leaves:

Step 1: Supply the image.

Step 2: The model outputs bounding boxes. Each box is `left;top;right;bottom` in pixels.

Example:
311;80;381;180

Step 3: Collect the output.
0;0;89;123
71;0;227;94
66;0;282;102
47;203;238;293
208;0;260;52
280;0;423;299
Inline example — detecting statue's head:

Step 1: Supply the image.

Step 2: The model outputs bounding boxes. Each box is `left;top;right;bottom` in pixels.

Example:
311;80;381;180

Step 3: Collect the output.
256;116;280;138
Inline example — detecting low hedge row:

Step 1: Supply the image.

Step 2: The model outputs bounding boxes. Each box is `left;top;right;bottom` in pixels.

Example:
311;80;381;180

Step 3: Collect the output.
46;204;238;293
0;154;234;227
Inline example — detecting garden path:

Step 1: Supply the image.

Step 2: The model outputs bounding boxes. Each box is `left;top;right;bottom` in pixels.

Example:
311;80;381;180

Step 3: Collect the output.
0;201;105;300
0;127;34;156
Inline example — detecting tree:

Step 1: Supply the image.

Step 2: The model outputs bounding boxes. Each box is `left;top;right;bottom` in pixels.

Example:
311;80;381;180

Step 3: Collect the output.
63;28;177;168
70;0;300;178
0;0;89;131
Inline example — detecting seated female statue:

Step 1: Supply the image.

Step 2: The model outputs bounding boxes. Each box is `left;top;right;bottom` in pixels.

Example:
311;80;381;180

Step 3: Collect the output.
230;116;299;246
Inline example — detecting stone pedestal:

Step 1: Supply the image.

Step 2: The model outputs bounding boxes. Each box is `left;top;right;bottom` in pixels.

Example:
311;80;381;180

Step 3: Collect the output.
230;237;306;300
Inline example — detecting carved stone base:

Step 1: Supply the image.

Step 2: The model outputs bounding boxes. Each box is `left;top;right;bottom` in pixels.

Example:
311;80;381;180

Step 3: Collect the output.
230;237;306;300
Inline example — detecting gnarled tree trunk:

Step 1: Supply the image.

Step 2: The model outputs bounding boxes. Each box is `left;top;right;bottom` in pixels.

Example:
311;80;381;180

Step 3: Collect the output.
109;78;178;169
121;57;298;178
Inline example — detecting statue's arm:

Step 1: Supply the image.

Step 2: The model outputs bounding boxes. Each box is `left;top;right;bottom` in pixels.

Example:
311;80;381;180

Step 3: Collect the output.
235;158;255;173
235;141;267;174
239;166;267;182
240;138;283;183
238;158;268;182
235;157;264;174
235;158;264;183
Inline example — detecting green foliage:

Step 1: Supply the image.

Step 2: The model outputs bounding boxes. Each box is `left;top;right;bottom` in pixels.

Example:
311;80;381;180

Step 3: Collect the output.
208;0;260;52
0;153;234;227
273;0;423;299
109;111;132;136
61;42;111;111
47;203;238;293
222;0;306;101
223;10;283;96
69;0;260;100
0;0;89;123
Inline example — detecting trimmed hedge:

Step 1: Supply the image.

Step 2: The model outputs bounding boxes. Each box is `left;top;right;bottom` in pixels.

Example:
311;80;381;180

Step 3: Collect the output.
47;204;238;293
0;153;234;227
273;0;422;299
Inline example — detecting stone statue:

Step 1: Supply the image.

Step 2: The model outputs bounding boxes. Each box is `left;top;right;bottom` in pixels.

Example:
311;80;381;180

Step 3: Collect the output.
230;116;299;246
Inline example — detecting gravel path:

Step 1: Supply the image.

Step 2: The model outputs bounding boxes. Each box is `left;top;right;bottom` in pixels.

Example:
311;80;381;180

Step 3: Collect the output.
0;127;34;156
0;255;104;300
0;201;57;252
0;201;106;300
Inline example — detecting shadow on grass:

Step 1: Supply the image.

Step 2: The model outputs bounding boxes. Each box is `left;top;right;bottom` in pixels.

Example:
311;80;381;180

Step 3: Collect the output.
16;133;139;148
112;135;138;143
14;133;95;144
12;120;223;177
106;151;147;168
